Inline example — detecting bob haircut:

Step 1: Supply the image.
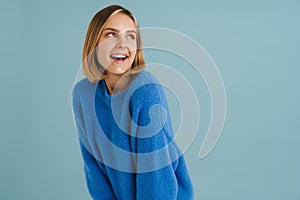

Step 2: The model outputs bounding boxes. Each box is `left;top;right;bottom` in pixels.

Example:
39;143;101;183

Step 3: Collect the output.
82;5;146;83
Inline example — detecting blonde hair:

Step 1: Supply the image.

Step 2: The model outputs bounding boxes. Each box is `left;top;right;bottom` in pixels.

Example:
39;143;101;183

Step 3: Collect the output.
82;5;145;83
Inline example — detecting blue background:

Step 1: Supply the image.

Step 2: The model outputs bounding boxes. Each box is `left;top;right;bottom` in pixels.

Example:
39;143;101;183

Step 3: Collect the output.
1;0;299;199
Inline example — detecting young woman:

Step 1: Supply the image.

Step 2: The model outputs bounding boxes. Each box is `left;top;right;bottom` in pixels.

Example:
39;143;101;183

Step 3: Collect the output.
72;5;194;199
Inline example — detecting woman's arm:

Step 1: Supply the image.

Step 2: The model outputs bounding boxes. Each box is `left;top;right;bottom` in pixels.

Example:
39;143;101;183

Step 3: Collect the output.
72;85;116;199
79;140;117;200
131;81;193;199
135;130;179;199
136;165;178;199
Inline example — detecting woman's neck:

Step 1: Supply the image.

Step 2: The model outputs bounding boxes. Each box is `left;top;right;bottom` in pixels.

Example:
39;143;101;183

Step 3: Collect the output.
104;73;131;95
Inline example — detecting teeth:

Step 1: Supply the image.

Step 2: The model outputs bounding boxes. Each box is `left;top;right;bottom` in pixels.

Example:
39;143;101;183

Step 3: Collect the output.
111;54;127;59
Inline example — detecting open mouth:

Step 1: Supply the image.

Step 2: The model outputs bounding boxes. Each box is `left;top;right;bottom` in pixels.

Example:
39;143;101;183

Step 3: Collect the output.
110;54;128;62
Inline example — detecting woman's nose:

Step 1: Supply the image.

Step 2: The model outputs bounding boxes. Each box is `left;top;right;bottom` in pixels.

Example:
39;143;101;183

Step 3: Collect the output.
116;36;127;49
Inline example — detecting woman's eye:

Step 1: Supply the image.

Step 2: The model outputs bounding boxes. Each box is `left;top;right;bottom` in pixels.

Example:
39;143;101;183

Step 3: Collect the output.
107;33;118;38
127;34;136;40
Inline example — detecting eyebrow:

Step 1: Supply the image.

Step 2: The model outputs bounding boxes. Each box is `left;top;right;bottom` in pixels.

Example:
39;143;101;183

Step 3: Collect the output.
103;27;137;34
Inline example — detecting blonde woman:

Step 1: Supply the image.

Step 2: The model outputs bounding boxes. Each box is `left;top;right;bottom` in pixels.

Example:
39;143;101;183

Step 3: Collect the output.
72;5;194;199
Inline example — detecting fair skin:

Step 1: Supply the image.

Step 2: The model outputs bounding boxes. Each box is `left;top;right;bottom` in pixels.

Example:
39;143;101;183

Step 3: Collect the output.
96;13;137;95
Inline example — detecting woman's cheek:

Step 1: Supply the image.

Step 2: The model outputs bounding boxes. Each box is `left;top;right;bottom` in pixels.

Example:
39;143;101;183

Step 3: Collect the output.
96;42;113;66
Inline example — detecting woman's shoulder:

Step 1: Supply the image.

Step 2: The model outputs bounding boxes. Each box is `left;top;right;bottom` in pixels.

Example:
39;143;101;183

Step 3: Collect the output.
72;78;97;97
131;70;166;104
137;70;157;81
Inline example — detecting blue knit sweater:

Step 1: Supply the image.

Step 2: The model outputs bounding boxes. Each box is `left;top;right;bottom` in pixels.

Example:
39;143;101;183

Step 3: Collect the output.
72;70;194;200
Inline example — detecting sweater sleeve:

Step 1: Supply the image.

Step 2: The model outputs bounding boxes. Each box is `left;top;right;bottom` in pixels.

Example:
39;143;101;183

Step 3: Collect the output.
132;83;186;199
79;141;117;200
72;85;117;200
136;165;178;199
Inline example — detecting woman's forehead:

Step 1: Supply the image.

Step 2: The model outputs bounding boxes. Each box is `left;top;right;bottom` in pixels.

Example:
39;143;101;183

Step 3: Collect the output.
103;13;136;33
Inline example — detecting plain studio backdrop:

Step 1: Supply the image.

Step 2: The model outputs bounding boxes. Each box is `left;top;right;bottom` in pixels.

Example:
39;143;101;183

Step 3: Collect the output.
1;0;299;199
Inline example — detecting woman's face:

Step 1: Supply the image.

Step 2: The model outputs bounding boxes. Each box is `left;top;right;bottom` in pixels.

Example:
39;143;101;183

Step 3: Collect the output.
96;13;137;76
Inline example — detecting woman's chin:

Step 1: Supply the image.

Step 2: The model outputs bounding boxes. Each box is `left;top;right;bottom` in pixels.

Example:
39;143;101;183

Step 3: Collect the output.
106;68;130;76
